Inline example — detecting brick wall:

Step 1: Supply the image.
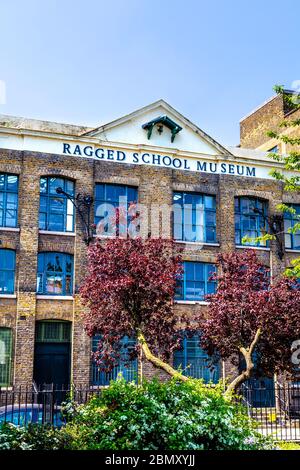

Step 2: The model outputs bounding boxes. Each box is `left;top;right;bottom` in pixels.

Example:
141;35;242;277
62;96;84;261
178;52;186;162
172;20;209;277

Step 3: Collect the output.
0;148;300;387
240;94;300;152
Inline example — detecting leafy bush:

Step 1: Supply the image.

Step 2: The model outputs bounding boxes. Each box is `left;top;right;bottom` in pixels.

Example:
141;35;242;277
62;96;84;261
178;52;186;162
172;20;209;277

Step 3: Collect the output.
0;423;69;450
60;378;274;450
277;441;300;450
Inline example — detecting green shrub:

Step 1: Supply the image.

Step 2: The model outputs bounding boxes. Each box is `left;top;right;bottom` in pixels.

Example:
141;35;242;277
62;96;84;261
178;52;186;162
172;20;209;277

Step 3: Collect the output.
277;441;300;450
60;378;274;450
0;423;69;450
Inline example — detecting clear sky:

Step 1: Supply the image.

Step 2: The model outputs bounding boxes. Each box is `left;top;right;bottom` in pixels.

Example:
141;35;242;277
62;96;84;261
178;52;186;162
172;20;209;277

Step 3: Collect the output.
0;0;299;146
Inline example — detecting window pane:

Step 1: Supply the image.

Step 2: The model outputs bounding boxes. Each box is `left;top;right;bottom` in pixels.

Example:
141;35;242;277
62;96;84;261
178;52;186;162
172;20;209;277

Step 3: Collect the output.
204;195;216;209
194;263;204;281
127;187;138;203
40;178;47;193
0;270;14;294
173;192;216;244
285;233;292;249
173;333;219;383
205;211;216;226
0;175;5;190
49;178;64;194
37;273;43;294
235;230;241;245
1;250;15;270
50;197;64;213
39;212;46;230
66;180;74;195
65;275;72;295
94;184;138;234
185;262;195;281
181;262;216;301
206;226;216;243
66;215;74;232
37;252;73;296
95;184;105;200
5;211;17;228
0;174;19;228
235;197;268;247
294;234;300;250
173;192;183;204
39;177;75;232
207;282;216;295
0;328;12;386
46;274;63;294
6;175;18;191
49;213;64;231
91;336;137;385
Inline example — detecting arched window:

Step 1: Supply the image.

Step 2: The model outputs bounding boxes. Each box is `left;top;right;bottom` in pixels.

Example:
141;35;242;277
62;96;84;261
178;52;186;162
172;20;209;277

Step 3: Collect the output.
37;252;74;296
39;177;75;232
0;328;13;386
91;336;137;385
173;333;219;383
284;204;300;250
0;173;18;228
0;249;16;294
235;197;268;246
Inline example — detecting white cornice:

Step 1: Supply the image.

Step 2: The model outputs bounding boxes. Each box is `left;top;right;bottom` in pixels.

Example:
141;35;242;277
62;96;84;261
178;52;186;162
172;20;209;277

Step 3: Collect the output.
0;126;285;170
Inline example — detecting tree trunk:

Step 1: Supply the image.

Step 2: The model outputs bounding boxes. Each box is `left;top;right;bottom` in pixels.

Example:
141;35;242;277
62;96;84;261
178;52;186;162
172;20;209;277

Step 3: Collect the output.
224;328;262;396
137;330;188;382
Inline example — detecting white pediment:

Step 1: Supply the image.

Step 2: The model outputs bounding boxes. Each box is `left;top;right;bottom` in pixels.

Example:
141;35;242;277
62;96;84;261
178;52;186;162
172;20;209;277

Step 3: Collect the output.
84;100;230;156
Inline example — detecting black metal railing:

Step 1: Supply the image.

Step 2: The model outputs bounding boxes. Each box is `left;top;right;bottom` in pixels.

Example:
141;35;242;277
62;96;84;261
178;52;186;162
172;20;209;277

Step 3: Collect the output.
0;383;104;427
1;382;300;441
238;381;300;441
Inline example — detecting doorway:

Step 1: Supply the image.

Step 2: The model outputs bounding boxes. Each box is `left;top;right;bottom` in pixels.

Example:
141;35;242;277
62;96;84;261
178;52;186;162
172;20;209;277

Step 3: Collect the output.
33;321;72;387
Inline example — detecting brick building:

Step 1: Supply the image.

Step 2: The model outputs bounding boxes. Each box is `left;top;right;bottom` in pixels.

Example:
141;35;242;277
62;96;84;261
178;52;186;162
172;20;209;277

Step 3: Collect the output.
240;89;300;153
0;100;299;400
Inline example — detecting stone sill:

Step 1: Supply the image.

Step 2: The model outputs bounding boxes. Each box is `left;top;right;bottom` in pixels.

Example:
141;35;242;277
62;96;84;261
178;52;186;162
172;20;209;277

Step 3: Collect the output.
285;249;300;254
36;295;74;301
236;245;270;252
0;294;17;299
175;241;220;247
0;227;20;232
175;300;209;305
39;230;76;237
93;234;115;239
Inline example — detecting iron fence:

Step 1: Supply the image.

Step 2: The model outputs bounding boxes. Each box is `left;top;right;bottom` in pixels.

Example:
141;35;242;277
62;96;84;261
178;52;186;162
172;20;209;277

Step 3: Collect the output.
0;381;300;442
239;381;300;441
0;383;104;427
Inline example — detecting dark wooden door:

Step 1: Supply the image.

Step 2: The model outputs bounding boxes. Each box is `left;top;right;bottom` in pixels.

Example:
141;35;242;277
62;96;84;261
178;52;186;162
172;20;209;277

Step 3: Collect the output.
33;342;71;387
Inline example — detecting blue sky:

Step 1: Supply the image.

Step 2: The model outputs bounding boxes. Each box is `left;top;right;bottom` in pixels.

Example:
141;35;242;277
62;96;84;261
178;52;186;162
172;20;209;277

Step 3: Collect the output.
0;0;299;145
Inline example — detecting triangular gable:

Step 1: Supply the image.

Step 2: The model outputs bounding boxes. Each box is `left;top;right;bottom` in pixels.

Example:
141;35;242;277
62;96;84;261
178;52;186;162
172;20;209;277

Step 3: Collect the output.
82;100;232;156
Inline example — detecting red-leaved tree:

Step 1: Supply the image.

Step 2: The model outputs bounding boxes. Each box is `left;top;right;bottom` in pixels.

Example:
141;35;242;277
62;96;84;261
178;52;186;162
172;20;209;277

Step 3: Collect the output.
201;250;300;394
80;237;196;381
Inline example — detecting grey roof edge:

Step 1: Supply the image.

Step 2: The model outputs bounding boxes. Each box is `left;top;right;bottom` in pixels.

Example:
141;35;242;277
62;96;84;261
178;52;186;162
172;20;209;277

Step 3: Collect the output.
0;113;92;136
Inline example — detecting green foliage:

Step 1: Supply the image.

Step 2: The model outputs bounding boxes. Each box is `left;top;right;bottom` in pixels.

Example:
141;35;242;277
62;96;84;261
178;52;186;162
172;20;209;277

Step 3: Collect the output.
0;423;69;450
277;441;300;450
59;378;274;450
260;85;300;276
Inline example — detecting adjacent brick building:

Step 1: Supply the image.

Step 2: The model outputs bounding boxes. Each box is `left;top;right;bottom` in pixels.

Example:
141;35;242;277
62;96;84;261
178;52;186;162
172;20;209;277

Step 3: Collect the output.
0;99;299;400
240;89;300;153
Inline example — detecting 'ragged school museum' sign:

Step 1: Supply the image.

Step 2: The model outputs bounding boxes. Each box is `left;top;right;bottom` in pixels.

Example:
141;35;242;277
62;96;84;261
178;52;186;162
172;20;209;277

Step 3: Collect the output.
62;143;259;178
0;130;279;180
